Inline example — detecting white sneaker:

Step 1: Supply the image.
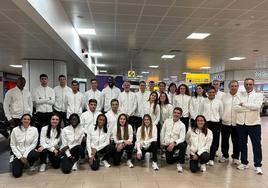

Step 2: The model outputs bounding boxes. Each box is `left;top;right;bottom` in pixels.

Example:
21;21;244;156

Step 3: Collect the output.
127;160;134;168
200;164;206;172
256;167;263;175
232;159;240;165
177;163;183;173
39;164;46;172
237;164;249;170
161;153;166;159
208;160;214;166
29;166;36;172
102;160;111;168
219;157;228;163
9;155;14;163
152;162;159;170
72;162;78;171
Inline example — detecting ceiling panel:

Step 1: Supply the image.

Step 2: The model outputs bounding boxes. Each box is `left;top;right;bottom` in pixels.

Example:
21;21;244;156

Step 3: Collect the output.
142;5;169;16
117;4;142;15
167;7;195;17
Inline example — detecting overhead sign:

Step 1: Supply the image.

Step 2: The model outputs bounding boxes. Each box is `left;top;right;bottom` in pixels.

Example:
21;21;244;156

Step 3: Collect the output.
128;70;135;78
186;73;210;84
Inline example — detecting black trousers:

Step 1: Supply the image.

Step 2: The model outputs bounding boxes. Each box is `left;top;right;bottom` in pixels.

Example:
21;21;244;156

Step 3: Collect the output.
60;145;83;174
90;144;115;171
113;144;133;166
40;149;61;169
180;117;189;133
81;138;87;159
35;112;52;133
12;150;39;178
139;141;158;162
207;121;221;160
165;142;187;164
221;124;239;159
190;152;210;173
53;110;68;127
129;116;142;144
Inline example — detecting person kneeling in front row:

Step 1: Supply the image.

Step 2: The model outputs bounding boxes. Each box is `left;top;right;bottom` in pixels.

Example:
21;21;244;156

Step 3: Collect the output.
160;107;187;173
87;114;115;170
186;115;213;173
136;114;159;170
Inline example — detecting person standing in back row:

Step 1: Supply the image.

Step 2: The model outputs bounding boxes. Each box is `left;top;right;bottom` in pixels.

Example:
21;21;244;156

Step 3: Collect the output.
85;79;103;112
235;78;264;175
212;80;225;100
102;77;121;113
33;74;55;133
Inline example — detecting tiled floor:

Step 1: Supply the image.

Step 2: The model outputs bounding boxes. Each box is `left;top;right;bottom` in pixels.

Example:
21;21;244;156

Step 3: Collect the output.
0;117;268;188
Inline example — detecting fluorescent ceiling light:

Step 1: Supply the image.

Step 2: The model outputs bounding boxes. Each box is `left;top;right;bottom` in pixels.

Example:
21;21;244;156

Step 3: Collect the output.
161;55;175;59
76;28;96;35
141;71;149;74
89;52;103;57
170;76;178;78
229;57;246;61
136;75;143;78
200;66;211;69
95;64;106;67
149;65;159;68
10;65;22;68
186;33;210;39
99;70;107;73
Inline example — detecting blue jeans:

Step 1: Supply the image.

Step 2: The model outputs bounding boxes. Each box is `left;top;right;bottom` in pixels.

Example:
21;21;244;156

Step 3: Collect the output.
237;124;262;167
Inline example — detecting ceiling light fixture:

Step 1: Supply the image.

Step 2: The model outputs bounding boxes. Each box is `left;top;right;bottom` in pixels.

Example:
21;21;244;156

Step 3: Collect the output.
161;55;175;59
88;52;103;57
76;28;96;35
186;33;210;40
141;71;149;74
136;75;143;78
200;66;211;69
95;64;106;67
229;57;246;61
149;65;159;68
10;65;22;68
99;70;107;73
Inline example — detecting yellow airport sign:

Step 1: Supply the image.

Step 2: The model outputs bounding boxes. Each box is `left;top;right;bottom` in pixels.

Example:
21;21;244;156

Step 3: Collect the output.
128;70;136;78
186;73;210;84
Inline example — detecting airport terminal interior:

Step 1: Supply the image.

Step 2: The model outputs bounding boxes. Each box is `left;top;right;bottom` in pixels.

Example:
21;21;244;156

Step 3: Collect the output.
1;0;268;187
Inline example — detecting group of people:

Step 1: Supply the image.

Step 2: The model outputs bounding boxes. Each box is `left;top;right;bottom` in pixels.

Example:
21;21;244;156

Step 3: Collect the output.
3;74;264;177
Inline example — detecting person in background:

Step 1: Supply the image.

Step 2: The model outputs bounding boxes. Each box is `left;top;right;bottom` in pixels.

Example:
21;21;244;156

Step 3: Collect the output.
235;78;264;175
212;80;225;100
200;86;223;166
219;80;240;165
113;113;134;168
102;76;121;113
149;81;155;93
37;113;61;172
160;107;186;173
10;114;39;178
87;114;115;170
85;79;103;112
65;80;85;119
186;115;212;173
118;81;137;132
60;113;84;173
53;75;72;127
143;91;160;127
4;77;32;130
174;84;191;132
167;82;177;106
136;114;159;170
189;85;207;127
33;74;55;133
157;81;166;95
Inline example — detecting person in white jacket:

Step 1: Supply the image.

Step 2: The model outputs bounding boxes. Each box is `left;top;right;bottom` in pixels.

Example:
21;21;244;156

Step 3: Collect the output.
65;80;85;119
212;80;225;100
143;91;160;127
10;114;39;178
60;113;84;174
136;114;159;170
37;113;61;172
160;107;186;172
219;80;240;165
167;82;177;106
33;74;55;133
87;114;115;170
174;84;191;132
186;115;213;173
234;78;264;175
113;113;134;168
102;76;121;112
85;79;103;112
189;85;207;127
200;86;223;166
53;75;72;127
4;77;32;130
